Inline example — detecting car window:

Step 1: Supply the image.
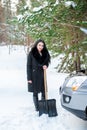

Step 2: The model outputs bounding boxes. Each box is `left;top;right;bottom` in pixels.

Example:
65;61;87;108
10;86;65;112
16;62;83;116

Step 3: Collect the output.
80;79;87;89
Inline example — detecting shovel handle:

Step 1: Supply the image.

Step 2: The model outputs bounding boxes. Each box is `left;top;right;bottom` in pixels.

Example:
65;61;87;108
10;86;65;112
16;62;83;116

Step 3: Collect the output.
44;69;48;100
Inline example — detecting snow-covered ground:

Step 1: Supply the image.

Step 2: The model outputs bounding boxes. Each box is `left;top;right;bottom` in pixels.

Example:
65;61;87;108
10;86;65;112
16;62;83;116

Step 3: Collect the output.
0;45;87;130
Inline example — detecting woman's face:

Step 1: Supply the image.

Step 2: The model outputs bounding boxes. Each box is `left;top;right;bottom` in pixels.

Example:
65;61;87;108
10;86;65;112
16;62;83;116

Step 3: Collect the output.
37;42;44;52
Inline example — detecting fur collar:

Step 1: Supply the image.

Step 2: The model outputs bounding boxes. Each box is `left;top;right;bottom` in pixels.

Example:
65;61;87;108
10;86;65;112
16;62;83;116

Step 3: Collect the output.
31;47;47;64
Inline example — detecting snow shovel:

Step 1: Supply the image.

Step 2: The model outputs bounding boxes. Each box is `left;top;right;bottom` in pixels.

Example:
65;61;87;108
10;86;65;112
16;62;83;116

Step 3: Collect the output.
38;69;58;117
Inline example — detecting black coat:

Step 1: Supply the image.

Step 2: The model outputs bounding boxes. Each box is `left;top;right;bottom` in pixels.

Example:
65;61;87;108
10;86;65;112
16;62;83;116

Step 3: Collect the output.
27;48;50;94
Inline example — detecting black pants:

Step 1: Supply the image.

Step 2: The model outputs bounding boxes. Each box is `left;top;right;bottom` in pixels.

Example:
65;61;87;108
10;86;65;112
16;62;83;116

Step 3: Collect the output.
33;92;45;99
33;92;45;111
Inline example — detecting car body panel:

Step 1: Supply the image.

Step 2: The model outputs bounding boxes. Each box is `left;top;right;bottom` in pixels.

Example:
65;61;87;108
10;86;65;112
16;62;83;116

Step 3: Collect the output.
59;72;87;120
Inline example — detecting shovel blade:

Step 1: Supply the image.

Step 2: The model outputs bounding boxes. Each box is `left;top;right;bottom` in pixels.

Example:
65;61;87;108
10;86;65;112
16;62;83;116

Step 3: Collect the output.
38;100;48;116
38;99;58;117
47;99;58;117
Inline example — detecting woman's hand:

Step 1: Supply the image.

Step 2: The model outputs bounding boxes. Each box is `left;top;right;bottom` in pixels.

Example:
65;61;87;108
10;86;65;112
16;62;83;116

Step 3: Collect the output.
28;80;32;83
43;65;47;70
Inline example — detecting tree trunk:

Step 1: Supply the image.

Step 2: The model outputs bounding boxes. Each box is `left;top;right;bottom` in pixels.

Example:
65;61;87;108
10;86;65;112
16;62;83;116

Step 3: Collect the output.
76;53;81;72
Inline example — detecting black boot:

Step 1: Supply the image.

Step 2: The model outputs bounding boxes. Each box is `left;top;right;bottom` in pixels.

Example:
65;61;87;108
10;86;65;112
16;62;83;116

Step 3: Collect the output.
41;93;45;100
33;95;39;111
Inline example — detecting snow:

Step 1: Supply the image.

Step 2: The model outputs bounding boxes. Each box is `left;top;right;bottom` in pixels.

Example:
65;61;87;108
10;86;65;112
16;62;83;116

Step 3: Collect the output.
0;45;87;130
1;0;18;11
65;1;77;8
80;28;87;34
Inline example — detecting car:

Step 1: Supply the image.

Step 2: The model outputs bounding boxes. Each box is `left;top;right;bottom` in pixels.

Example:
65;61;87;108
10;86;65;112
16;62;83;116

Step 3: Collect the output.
59;70;87;120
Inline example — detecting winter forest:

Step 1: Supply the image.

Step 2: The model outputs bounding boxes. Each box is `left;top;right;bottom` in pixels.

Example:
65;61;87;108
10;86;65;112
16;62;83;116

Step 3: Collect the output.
0;0;87;130
0;0;87;72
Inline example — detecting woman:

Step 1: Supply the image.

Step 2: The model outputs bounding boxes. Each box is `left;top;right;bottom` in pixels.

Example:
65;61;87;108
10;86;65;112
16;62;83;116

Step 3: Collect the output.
27;39;51;111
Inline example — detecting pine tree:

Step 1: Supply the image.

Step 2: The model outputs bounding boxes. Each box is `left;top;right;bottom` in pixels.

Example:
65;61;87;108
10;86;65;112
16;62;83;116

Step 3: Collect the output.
11;0;87;72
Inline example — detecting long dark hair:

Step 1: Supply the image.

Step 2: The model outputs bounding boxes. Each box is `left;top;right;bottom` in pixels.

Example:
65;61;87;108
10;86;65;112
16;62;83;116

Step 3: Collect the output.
31;39;51;65
31;39;46;51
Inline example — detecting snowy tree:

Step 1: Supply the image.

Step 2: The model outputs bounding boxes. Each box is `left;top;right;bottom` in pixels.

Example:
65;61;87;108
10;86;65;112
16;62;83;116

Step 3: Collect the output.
10;0;87;72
